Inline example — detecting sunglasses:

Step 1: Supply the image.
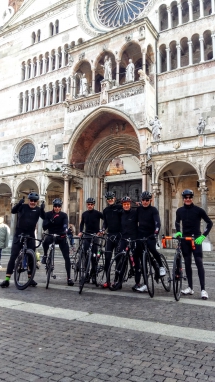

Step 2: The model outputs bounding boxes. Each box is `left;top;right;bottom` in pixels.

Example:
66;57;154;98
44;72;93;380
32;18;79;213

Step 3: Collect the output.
87;203;94;206
30;199;37;202
142;199;150;202
184;196;193;199
107;198;114;200
54;204;61;207
122;203;131;206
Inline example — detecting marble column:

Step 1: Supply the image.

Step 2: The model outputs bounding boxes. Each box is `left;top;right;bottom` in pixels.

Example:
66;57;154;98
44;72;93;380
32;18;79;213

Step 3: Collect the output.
199;0;204;18
157;48;161;74
46;85;50;106
36;59;40;76
52;84;57;104
141;163;147;192
199;36;205;62
151;183;161;210
10;197;18;242
55;52;59;70
176;43;181;68
30;61;34;79
59;81;63;102
66;77;70;94
63;175;70;216
188;40;193;65
48;54;52;72
62;50;66;67
34;90;39;110
177;2;182;25
142;50;146;73
28;91;32;111
167;6;172;29
188;0;193;21
212;34;215;59
212;0;215;14
92;68;95;94
40;87;44;108
116;60;120;86
198;180;212;250
166;47;171;71
24;64;28;80
42;57;47;74
70;75;74;98
22;93;27;113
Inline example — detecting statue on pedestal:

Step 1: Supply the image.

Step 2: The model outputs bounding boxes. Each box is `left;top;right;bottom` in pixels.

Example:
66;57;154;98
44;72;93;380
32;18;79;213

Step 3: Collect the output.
149;116;162;141
197;117;206;135
125;59;135;82
79;73;88;96
40;142;49;160
102;55;112;81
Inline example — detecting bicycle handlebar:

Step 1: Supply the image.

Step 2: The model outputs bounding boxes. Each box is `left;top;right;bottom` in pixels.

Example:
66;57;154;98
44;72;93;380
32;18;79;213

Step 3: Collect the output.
81;231;107;245
162;235;195;250
18;233;42;248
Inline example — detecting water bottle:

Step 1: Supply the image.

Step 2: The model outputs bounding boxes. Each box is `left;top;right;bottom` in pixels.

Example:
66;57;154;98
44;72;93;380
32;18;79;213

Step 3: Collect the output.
130;253;135;268
97;250;101;259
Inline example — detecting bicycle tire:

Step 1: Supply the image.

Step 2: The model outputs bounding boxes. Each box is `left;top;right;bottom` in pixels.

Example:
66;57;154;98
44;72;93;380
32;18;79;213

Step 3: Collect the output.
95;251;105;287
46;249;53;289
14;249;36;290
172;252;182;301
71;248;79;282
79;249;91;294
107;252;128;291
142;251;154;298
160;254;171;292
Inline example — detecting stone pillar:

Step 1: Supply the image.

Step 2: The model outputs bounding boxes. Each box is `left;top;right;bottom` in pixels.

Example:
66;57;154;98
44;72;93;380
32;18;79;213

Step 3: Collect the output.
70;75;74;98
198;180;212;250
21;65;25;81
142;50;146;73
199;36;205;62
22;93;27;113
40;87;44;108
63;175;70;216
28;91;32;111
188;40;193;65
212;0;215;14
24;64;28;80
36;59;40;76
42;57;47;74
48;54;52;72
55;52;59;70
141;164;147;192
34;90;39;110
176;43;181;68
66;77;70;94
157;48;161;74
177;2;182;25
167;6;172;29
199;0;204;17
92;68;96;94
59;81;63;102
45;85;50;107
30;61;34;79
10;197;18;242
188;0;193;21
166;47;171;71
116;60;120;86
151;183;161;210
52;84;57;104
62;50;66;67
212;34;215;59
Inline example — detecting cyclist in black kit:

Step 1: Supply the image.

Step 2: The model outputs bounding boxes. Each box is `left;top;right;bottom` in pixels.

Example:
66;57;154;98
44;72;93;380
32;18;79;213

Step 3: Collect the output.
42;198;74;286
134;191;165;292
78;197;103;283
1;192;45;288
102;191;122;288
175;189;213;299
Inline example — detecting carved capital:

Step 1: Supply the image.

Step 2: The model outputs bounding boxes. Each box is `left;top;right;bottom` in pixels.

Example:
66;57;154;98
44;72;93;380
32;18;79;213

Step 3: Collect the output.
198;179;208;194
73;177;83;188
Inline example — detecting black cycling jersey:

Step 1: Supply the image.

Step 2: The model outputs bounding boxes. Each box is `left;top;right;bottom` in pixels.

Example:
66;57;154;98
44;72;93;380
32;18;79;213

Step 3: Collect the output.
43;210;68;235
120;209;138;240
80;209;103;234
12;203;45;236
137;204;161;236
175;203;213;237
102;204;122;233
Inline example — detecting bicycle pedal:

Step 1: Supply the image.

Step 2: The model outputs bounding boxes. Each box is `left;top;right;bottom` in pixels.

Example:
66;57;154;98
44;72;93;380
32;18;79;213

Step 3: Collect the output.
183;276;187;280
52;275;56;279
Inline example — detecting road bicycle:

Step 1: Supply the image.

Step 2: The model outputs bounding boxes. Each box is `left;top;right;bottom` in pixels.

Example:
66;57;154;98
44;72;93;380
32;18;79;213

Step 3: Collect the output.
107;238;136;291
42;233;60;289
70;236;83;282
78;232;106;294
162;235;194;301
140;236;171;298
14;233;41;290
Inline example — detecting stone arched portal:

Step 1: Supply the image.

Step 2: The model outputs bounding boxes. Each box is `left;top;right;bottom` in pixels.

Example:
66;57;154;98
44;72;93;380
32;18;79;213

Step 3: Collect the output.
67;108;145;213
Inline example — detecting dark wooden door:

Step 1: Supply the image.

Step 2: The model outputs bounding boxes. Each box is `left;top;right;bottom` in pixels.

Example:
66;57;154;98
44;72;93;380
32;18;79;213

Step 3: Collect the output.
107;180;142;205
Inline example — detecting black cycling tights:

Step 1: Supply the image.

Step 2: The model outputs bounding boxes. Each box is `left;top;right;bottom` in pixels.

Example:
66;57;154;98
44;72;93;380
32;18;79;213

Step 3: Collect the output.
184;256;205;291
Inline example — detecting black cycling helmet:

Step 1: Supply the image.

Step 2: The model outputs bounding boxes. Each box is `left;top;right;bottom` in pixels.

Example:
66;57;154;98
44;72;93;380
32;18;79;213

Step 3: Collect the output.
182;189;194;198
28;192;39;200
86;197;95;204
121;196;132;203
105;191;115;199
52;198;63;206
141;191;152;200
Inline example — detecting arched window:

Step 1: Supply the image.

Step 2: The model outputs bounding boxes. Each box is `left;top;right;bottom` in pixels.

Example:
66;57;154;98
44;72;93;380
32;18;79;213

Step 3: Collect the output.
31;32;36;44
37;30;41;42
49;22;54;37
55;20;59;34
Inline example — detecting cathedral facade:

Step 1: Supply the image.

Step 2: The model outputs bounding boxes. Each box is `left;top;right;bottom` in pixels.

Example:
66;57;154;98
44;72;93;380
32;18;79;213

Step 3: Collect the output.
0;0;215;247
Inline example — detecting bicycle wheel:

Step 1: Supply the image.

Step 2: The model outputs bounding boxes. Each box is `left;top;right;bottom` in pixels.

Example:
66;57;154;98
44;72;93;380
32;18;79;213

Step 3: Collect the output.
142;251;154;298
172;252;182;301
46;249;53;289
71;247;79;282
160;254;171;292
95;251;105;287
107;252;128;291
79;250;91;294
14;249;36;290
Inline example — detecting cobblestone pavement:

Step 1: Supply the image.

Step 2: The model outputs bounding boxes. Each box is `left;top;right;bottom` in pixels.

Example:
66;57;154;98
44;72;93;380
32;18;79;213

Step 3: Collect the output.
0;254;215;382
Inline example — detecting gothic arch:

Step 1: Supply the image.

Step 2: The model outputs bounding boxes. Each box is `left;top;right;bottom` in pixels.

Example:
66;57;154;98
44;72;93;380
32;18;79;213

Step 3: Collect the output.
156;159;199;184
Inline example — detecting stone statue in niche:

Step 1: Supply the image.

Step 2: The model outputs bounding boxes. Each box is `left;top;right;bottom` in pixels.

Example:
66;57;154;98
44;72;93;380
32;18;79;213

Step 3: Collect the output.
79;73;88;96
125;59;135;82
40;142;49;160
102;55;112;81
13;153;19;165
197;117;206;134
146;146;152;161
149;116;162;141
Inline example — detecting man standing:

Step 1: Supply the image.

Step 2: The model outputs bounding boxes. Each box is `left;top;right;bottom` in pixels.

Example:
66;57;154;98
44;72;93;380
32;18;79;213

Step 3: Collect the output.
1;192;45;288
42;198;74;286
135;191;165;292
175;189;213;299
78;197;103;283
0;216;10;268
102;191;122;288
